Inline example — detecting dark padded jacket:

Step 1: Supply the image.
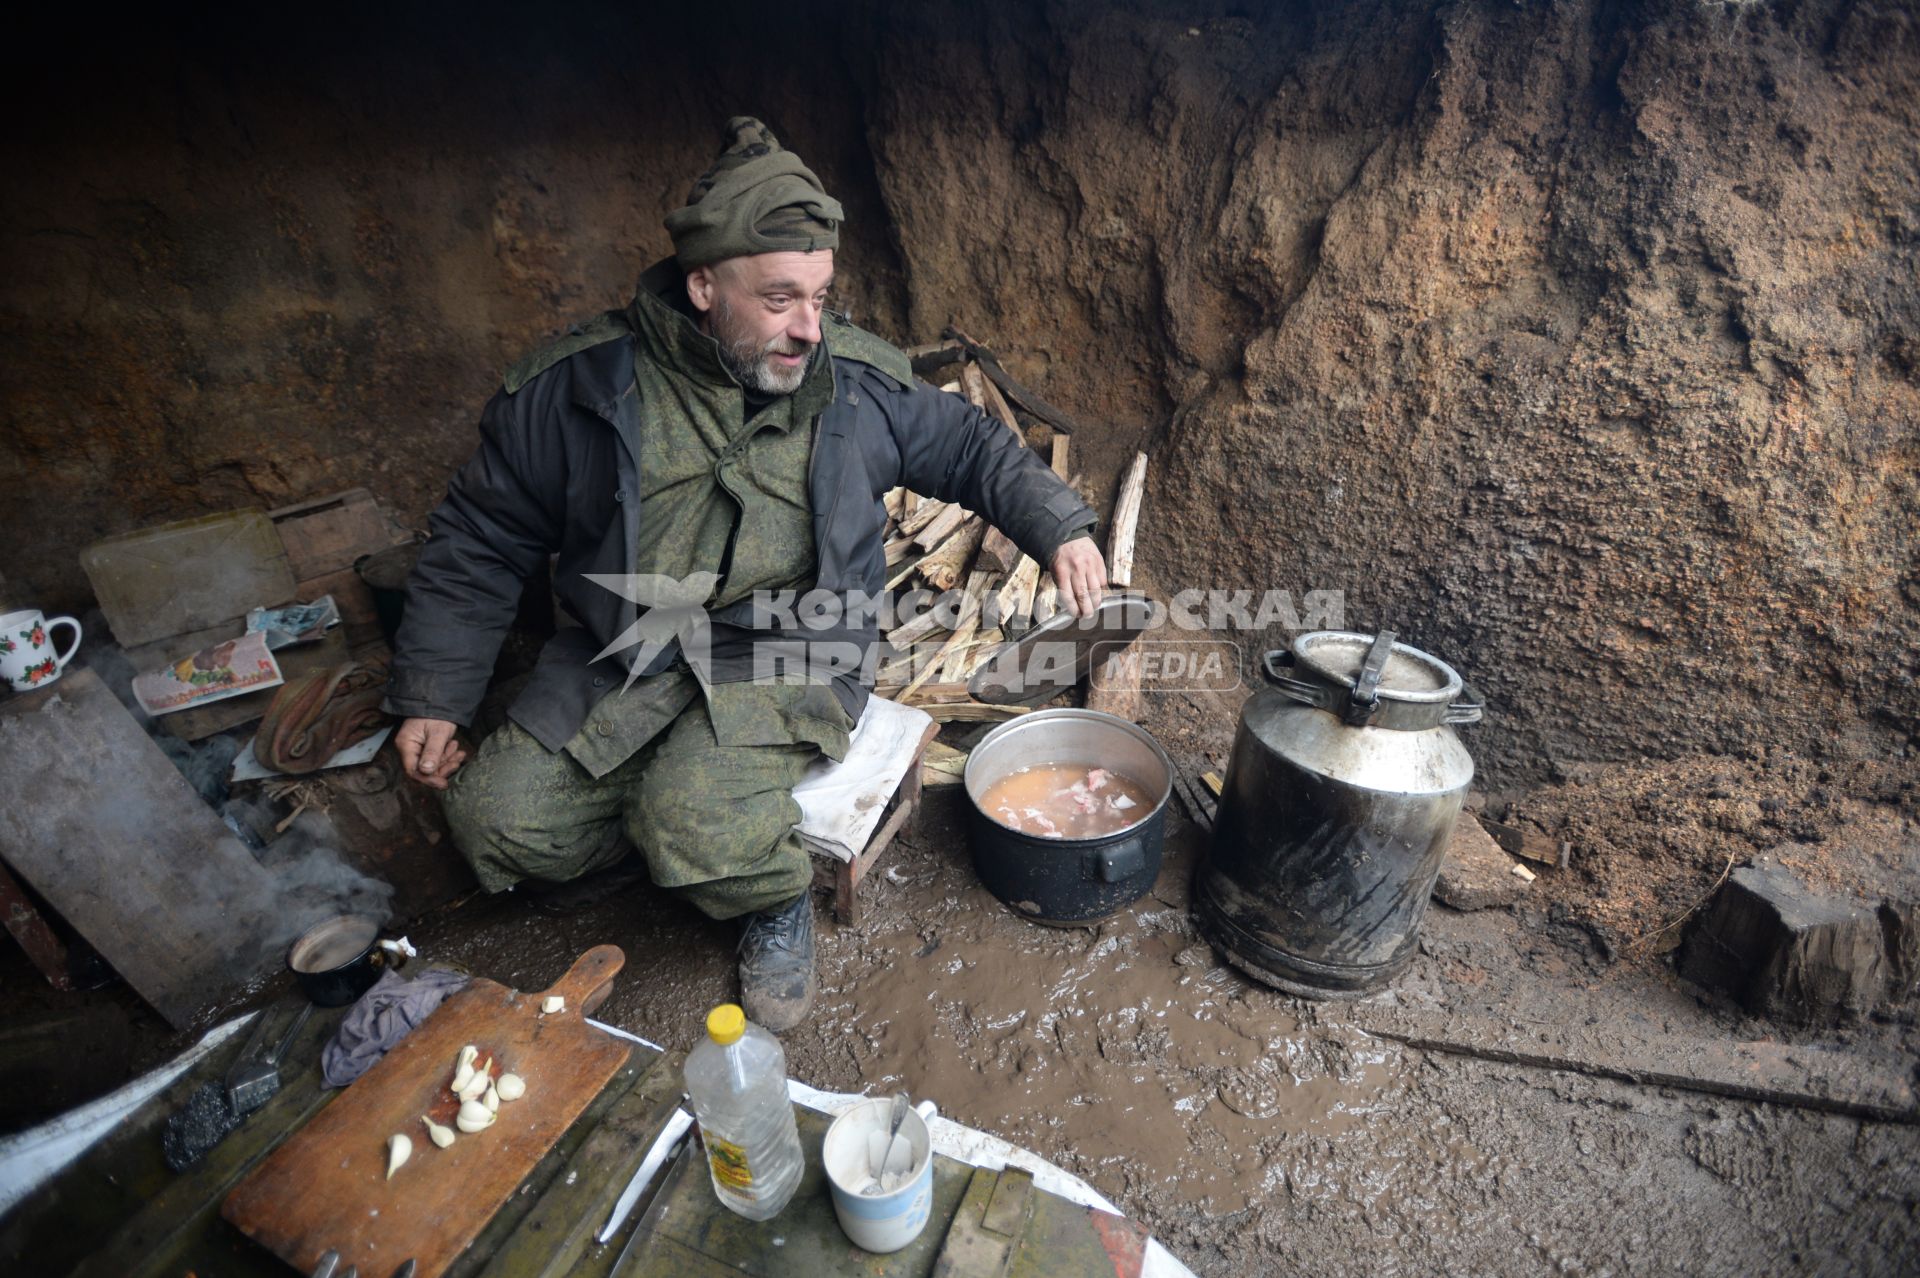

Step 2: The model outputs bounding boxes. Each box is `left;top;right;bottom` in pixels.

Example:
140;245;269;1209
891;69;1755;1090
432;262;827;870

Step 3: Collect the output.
383;302;1097;751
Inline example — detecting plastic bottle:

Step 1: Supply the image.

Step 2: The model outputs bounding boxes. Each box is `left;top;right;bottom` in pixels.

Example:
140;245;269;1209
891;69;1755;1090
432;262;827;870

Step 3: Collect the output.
684;1003;804;1220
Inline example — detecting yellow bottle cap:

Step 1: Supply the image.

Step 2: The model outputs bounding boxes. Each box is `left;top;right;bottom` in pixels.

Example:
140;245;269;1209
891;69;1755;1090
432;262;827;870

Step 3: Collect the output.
707;1003;746;1046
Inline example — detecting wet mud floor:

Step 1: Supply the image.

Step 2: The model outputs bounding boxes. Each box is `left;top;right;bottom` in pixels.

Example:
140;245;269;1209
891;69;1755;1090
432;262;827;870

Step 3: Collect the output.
403;790;1920;1276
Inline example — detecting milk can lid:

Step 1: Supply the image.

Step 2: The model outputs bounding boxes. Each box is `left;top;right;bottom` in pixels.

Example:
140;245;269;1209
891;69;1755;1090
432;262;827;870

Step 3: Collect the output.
1293;632;1462;704
1263;631;1482;730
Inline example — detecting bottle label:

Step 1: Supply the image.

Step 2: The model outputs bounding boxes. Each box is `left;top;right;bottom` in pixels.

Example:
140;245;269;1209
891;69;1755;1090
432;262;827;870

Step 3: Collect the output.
704;1131;755;1194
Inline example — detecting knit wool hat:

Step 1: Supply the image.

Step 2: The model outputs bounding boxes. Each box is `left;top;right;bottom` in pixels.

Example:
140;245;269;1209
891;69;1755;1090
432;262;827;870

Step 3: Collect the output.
665;116;842;269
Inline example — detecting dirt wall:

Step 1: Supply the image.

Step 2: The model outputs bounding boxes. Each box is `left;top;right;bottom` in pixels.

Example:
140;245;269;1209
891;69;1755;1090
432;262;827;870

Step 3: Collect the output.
3;0;1916;784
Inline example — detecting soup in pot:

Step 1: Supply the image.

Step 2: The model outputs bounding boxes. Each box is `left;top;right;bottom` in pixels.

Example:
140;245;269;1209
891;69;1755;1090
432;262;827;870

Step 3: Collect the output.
979;763;1154;839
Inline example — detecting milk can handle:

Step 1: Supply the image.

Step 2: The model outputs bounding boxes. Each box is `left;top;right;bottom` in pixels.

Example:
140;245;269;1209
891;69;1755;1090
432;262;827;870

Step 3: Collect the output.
1261;649;1338;710
1446;681;1485;725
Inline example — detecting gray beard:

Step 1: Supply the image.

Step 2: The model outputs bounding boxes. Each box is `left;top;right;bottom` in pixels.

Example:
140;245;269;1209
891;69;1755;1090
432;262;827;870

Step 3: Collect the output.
713;299;811;396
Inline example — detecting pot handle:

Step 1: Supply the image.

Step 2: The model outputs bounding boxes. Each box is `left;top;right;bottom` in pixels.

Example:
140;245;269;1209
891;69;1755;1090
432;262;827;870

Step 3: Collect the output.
1086;842;1147;884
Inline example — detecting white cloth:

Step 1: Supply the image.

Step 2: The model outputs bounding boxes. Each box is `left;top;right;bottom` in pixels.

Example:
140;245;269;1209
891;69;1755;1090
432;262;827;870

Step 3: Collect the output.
792;696;934;861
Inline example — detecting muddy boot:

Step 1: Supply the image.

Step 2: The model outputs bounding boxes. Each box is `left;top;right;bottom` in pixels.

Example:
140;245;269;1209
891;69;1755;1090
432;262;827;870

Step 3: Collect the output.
738;892;816;1032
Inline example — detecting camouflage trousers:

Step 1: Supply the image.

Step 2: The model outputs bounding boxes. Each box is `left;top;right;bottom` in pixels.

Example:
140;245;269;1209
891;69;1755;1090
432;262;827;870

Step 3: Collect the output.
442;694;835;920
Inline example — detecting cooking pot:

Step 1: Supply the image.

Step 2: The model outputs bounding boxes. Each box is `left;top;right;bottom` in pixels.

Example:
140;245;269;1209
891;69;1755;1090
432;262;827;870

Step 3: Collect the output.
287;914;400;1007
963;708;1173;926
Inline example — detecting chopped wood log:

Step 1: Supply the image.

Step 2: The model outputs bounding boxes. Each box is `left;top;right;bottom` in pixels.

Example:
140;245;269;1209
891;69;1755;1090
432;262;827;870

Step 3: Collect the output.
922;701;1031;723
943;325;1080;435
1477;817;1562;865
1680;863;1897;1025
974;527;1022;575
977;372;1028;445
989;556;1042;631
960;361;990;411
938;380;962;395
922;742;970;788
902;489;922;522
899;681;974;705
916;516;986;592
903;617;979;701
1107;451;1149;588
1201;771;1224;797
1050;433;1070;480
1085;633;1144;721
1032;577;1062;627
885;535;921;566
939;623;996;684
898;496;949;537
913;502;971;552
884;486;907;523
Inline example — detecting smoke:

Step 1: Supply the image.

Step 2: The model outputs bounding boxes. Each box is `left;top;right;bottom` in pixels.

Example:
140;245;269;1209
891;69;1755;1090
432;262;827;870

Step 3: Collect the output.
235;811;396;973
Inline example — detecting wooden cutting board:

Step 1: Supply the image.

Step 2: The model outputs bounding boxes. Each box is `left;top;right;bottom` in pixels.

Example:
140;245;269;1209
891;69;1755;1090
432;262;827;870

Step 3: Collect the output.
223;946;633;1277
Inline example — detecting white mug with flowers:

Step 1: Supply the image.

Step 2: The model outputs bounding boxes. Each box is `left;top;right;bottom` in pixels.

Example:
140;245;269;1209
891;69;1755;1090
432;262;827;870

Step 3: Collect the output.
0;610;83;692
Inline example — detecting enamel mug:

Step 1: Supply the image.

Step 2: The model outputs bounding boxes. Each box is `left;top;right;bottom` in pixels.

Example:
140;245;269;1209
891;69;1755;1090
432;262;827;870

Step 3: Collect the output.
0;610;82;692
822;1098;939;1253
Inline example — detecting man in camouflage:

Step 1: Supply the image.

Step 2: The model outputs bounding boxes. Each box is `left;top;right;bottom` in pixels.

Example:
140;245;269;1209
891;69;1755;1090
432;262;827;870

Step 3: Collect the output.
385;118;1106;1030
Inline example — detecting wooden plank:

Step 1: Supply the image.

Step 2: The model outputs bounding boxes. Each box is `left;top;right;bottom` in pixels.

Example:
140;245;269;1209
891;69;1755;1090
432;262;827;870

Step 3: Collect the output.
223;948;635;1278
1106;452;1149;588
0;856;71;989
1050;434;1070;480
80;508;297;648
268;487;404;581
468;1051;679;1278
0;670;286;1028
627;1105;971;1277
942;326;1082;436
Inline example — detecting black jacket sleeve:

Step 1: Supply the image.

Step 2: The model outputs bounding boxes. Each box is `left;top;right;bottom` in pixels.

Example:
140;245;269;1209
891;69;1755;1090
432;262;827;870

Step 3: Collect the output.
383;380;569;726
886;378;1097;566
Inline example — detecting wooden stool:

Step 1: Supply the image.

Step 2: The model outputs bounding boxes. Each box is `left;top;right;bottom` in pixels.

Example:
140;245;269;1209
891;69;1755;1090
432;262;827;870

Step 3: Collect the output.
810;720;938;926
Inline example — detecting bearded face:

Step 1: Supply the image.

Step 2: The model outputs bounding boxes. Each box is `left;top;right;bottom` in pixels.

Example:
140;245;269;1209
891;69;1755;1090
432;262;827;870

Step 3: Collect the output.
711;293;813;395
686;250;836;398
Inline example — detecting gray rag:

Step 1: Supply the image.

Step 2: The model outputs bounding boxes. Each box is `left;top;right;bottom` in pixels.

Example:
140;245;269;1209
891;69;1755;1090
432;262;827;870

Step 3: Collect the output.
320;967;471;1088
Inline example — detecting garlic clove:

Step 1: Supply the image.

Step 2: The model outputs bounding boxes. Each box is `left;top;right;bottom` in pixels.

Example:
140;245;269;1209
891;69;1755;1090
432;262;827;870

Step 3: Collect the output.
421;1114;456;1149
542;995;565;1015
456;1098;495;1133
450;1044;479;1095
458;1058;492;1103
494;1073;526;1102
387;1132;412;1179
483;1081;499;1114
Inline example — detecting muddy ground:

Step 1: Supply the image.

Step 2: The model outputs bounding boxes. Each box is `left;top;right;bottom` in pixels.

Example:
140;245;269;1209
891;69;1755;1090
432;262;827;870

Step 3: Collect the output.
383;782;1918;1277
3;728;1915;1273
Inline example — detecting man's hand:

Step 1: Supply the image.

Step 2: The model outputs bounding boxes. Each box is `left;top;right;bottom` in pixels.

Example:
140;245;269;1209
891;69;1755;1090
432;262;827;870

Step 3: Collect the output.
396;717;469;790
1050;537;1108;617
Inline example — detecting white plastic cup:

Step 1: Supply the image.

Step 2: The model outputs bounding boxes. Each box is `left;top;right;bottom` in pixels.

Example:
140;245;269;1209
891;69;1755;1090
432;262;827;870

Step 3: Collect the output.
822;1098;938;1253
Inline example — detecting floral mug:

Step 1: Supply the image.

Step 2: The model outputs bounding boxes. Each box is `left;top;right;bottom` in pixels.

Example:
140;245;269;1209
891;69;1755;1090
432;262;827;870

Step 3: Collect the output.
0;609;83;692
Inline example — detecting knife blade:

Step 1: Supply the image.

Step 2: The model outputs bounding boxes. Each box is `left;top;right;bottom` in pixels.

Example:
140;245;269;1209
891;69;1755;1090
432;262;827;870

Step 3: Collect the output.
597;1107;695;1243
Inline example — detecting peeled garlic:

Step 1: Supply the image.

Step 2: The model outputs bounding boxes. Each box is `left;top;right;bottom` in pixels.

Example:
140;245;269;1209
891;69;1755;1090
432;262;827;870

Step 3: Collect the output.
542;996;565;1015
483;1081;499;1114
458;1057;493;1103
494;1073;526;1102
456;1098;496;1133
421;1114;455;1149
450;1044;479;1095
387;1132;412;1180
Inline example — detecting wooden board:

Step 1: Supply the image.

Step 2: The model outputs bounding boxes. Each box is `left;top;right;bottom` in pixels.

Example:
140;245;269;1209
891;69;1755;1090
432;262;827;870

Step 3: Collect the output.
0;668;286;1027
223;946;634;1278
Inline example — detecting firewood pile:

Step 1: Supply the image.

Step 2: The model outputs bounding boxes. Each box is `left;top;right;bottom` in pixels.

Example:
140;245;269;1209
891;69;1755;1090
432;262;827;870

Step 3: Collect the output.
876;331;1147;726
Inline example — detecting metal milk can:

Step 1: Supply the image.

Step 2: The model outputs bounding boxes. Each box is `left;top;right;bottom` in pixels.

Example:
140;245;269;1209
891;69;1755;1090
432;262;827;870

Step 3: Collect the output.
1193;630;1482;998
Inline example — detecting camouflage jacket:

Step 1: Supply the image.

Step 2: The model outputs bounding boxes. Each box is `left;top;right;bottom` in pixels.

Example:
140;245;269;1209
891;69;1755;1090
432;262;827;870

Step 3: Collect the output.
384;260;1097;750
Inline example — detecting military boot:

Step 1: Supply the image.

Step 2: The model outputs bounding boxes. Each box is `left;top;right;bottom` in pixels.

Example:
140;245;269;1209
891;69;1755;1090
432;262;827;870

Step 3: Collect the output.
738;892;816;1032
